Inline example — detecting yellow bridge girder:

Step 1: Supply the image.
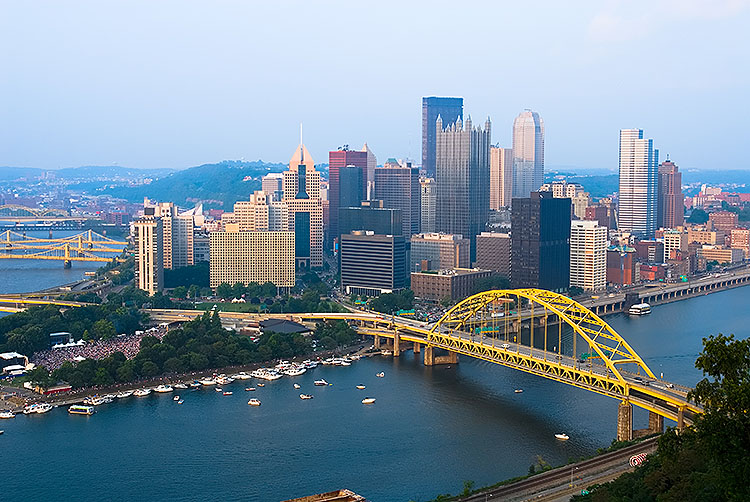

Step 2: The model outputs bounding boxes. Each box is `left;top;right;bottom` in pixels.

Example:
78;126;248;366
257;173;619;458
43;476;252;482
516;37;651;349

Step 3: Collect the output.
0;229;127;263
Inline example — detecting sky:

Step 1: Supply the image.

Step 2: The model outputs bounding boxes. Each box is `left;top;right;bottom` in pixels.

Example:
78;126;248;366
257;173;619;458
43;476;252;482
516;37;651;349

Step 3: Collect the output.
1;0;749;172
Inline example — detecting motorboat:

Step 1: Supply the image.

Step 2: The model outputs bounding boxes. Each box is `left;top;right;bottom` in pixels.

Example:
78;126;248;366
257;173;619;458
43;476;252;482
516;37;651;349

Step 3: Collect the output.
356;385;366;390
555;433;570;440
189;381;202;388
257;383;265;387
217;376;234;385
299;394;314;400
245;387;256;392
628;303;651;315
302;360;318;369
376;372;385;378
23;404;42;414
0;430;3;435
284;366;306;377
235;372;252;380
293;383;301;389
247;399;261;406
83;396;110;406
0;411;16;419
133;388;152;397
380;350;393;356
223;391;233;396
68;405;95;415
102;394;116;401
116;390;134;399
314;379;329;386
514;389;524;393
173;396;180;401
34;403;53;414
177;400;184;404
361;398;376;404
321;358;335;366
215;387;223;392
154;385;173;393
199;378;217;386
173;383;188;390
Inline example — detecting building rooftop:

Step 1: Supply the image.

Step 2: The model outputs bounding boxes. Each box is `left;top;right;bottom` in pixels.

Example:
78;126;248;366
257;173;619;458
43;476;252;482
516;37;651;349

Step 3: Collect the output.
259;319;310;335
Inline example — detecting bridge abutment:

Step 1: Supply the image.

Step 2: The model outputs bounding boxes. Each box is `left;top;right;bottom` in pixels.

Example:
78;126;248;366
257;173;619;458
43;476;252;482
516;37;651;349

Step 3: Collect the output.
617;401;633;442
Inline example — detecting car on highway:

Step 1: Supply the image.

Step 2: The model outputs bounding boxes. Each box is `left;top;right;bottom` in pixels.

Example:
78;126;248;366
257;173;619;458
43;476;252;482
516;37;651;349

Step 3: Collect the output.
500;343;510;350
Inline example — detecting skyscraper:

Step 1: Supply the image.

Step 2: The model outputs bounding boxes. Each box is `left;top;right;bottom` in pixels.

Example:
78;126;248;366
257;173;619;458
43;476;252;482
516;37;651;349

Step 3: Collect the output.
490;146;513;209
362;143;377;200
420;177;436;233
133;211;164;295
374;159;420;237
340;232;407;296
618;128;658;238
570;220;607;291
511;191;570;292
328;148;368;249
261;173;284;201
283;144;323;268
435;115;491;260
422;97;463;177
657;159;684;229
512;110;545;199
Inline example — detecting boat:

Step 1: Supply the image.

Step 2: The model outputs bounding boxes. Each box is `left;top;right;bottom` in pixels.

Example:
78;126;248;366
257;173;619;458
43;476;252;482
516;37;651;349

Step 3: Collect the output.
23;404;41;414
356;385;366;390
83;396;109;406
217;376;234;385
0;430;3;435
293;383;301;389
302;360;318;369
178;400;184;404
628;303;651;315
173;396;180;401
299;394;314;400
68;405;95;415
284;366;307;377
245;387;256;392
116;390;134;399
257;383;265;387
34;403;53;414
189;381;202;388
361;398;376;404
514;389;523;393
215;387;223;392
199;378;217;386
0;411;15;419
247;399;261;406
380;350;393;356
133;388;151;397
235;372;252;380
154;385;173;393
555;433;570;440
314;379;329;386
223;391;233;396
376;372;385;378
173;383;188;390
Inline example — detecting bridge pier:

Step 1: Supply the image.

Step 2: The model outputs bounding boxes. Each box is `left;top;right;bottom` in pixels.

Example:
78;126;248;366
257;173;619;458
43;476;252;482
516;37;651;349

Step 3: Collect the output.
423;346;458;366
617;401;633;442
63;260;72;269
393;332;400;357
677;406;685;431
648;411;664;434
423;345;434;366
413;342;420;353
373;335;381;349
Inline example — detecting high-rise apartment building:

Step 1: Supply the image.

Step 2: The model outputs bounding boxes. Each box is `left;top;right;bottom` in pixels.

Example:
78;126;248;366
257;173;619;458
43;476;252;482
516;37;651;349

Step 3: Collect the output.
284;144;323;268
618;128;658;238
570;220;607;291
420;177;436;233
435;115;491;260
422;97;463;177
511;192;571;291
374;160;420;237
490;146;513;209
475;232;511;278
512;110;545;199
410;233;470;271
209;226;295;289
143;201;193;270
328;148;368;248
657;159;684;229
340;232;407;296
133;213;164;295
730;228;750;259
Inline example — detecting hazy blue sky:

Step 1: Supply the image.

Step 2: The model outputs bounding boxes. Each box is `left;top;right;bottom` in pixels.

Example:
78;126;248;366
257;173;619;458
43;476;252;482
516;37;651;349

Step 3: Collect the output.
2;1;749;171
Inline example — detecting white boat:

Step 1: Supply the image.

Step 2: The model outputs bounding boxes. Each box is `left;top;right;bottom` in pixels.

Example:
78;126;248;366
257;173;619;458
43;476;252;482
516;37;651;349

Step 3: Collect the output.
284;366;307;377
321;358;335;366
303;360;318;369
314;379;329;386
223;391;233;396
514;389;523;393
134;388;152;397
116;390;134;399
376;372;385;378
199;378;217;386
0;430;3;434
247;398;261;406
34;403;53;414
83;396;109;406
380;350;393;356
628;303;651;315
177;400;184;404
217;376;234;385
293;383;301;389
23;404;42;414
0;411;15;419
173;383;188;389
356;385;366;390
245;387;256;392
215;387;223;392
189;381;202;388
235;372;252;380
154;385;173;393
299;394;314;400
173;396;180;401
555;433;570;440
361;398;376;404
68;405;95;415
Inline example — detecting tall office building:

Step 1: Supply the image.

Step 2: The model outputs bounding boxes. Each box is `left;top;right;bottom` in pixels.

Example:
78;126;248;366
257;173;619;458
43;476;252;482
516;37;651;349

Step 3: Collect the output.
209;226;295;289
232;191;289;232
511;191;571;292
362;143;377;200
374;159;420;237
283;144;323;268
340;232;407;296
657;159;684;229
663;229;688;262
570;220;607;291
618;128;658;238
435;115;491;260
133;212;164;295
328;148;368;248
490;146;513;209
339;205;402;237
420;177;437;233
422;97;463;177
261;173;285;201
512;110;545;198
143;200;193;270
475;232;511;278
410;233;470;271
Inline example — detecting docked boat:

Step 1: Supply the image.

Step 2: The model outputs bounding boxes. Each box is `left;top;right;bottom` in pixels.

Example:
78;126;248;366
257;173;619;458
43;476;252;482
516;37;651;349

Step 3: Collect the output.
514;389;523;393
555;433;570;440
302;360;318;369
23;404;42;414
34;403;53;414
223;391;233;396
251;368;283;381
189;381;202;388
68;405;95;415
245;387;256;392
356;385;366;390
217;375;234;385
116;390;134;399
134;388;152;397
293;383;301;389
380;350;393;356
321;358;335;366
154;385;173;393
361;398;376;404
314;379;329;386
284;366;307;377
376;372;385;378
628;303;651;315
247;398;261;406
199;378;217;386
235;372;252;380
0;411;16;419
299;394;314;400
173;383;188;390
83;396;110;406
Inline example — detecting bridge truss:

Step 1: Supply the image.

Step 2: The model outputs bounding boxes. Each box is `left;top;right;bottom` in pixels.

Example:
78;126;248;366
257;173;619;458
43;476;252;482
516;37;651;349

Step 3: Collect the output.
0;229;128;264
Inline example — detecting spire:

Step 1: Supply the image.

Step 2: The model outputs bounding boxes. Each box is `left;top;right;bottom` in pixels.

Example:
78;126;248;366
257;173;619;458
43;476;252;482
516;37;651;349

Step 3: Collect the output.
299;123;304;163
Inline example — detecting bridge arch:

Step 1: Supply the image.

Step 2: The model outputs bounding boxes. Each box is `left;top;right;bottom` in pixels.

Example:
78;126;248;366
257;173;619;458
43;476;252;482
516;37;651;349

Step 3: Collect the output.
0;205;70;218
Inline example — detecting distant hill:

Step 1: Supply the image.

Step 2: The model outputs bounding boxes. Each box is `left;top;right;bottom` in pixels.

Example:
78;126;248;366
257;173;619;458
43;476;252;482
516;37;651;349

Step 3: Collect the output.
0;167;44;181
54;165;174;180
104;160;287;209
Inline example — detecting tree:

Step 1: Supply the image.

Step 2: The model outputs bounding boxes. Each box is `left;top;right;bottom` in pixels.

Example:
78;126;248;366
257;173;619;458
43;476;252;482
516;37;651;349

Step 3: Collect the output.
93;367;114;386
687;208;709;224
172;286;188;299
27;366;51;388
216;282;232;300
140;360;160;377
92;319;116;340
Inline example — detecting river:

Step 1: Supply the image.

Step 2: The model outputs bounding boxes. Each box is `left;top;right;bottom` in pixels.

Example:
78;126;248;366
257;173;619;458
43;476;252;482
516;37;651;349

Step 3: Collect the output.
2;285;748;501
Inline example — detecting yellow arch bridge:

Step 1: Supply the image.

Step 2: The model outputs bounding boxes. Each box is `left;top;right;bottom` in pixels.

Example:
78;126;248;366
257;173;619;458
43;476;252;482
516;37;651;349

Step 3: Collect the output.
0;229;128;267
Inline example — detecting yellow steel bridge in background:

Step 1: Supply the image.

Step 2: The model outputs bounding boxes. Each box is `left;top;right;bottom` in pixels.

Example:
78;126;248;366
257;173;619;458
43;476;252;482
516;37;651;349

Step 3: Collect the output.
0;229;128;266
0;204;87;222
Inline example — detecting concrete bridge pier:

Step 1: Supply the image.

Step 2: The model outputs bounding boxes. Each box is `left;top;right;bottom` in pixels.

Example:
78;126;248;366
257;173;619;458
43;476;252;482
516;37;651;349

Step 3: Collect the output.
373;335;381;349
648;411;664;434
677;406;685;431
393;332;400;357
423;346;459;366
413;342;421;353
617;401;633;442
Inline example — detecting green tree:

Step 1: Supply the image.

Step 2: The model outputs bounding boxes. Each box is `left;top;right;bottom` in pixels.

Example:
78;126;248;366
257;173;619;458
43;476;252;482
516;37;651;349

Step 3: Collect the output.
92;319;116;340
687;208;709;224
27;366;51;388
172;286;188;299
216;282;233;300
140;360;160;377
93;367;114;386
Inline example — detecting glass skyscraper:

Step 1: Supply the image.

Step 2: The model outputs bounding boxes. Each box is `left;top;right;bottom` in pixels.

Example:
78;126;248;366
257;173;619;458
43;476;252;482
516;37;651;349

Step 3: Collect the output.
618;128;658;238
511;110;545;199
422;97;463;177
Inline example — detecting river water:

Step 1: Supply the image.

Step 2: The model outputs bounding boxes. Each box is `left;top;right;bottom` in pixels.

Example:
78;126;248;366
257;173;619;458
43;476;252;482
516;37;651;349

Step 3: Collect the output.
2;277;749;500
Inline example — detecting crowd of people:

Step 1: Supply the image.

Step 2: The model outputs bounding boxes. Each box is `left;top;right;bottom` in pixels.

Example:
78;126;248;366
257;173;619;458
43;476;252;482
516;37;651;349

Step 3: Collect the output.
32;329;166;371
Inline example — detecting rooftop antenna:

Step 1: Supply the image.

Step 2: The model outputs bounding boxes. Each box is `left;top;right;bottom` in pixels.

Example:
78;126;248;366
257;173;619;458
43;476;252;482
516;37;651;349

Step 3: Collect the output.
299;122;304;163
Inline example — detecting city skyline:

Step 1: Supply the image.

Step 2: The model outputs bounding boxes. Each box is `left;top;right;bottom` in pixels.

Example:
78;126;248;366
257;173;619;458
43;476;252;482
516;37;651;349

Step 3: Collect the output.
2;2;749;172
